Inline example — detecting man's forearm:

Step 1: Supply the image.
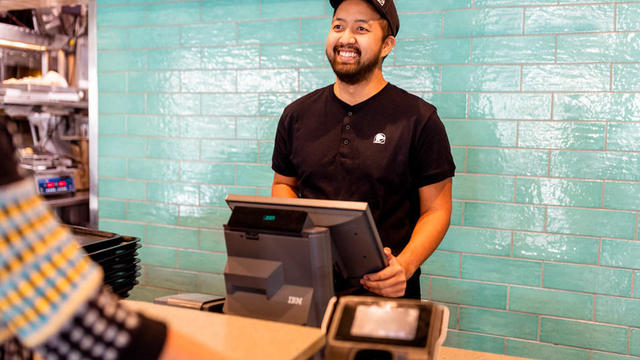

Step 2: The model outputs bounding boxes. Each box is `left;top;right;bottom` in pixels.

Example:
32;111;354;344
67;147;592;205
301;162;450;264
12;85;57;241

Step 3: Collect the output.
271;183;299;198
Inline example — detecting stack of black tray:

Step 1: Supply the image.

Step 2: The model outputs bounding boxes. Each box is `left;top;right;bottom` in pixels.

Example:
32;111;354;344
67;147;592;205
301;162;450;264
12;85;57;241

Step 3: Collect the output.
69;226;141;298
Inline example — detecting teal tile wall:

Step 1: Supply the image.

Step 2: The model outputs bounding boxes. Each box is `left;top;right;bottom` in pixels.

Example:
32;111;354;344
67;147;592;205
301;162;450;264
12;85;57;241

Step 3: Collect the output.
96;1;640;358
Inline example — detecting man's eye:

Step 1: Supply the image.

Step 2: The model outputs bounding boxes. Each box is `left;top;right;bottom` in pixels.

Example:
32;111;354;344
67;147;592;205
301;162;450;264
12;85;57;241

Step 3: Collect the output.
358;26;368;32
333;24;343;30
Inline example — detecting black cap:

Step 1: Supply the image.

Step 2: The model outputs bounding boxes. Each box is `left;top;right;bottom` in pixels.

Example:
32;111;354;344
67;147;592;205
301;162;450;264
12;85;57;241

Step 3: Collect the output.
330;0;400;37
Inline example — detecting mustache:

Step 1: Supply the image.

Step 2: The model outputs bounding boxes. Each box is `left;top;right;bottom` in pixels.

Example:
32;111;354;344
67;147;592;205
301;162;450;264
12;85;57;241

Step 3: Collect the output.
334;45;361;55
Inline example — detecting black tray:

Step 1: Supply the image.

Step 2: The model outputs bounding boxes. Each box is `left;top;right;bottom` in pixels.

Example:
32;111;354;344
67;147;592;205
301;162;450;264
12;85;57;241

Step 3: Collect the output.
88;243;141;263
70;225;124;252
103;258;141;277
104;267;141;284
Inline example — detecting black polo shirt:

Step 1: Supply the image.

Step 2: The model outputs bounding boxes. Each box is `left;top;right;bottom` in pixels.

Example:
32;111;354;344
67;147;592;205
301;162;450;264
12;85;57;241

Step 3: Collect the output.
272;83;456;255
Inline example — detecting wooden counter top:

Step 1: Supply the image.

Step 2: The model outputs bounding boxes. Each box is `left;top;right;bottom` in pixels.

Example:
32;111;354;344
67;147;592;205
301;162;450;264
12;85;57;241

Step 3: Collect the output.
121;300;531;360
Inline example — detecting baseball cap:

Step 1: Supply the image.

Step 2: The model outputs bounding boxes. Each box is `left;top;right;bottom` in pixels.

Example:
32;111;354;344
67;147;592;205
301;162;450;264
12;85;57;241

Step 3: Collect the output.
329;0;400;37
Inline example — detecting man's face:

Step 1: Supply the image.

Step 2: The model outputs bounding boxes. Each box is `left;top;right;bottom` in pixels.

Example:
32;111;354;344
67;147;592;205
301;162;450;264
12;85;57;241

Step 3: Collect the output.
326;0;390;85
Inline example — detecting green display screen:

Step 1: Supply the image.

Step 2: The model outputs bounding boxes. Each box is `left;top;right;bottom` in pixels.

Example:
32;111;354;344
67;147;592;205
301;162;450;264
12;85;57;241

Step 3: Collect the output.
263;215;276;221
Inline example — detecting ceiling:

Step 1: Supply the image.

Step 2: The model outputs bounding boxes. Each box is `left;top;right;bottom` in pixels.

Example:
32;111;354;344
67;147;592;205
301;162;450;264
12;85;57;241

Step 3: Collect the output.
0;0;87;11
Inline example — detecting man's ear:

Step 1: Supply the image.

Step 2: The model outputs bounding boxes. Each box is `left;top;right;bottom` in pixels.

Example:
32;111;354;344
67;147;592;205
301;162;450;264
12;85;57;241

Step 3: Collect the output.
381;35;395;58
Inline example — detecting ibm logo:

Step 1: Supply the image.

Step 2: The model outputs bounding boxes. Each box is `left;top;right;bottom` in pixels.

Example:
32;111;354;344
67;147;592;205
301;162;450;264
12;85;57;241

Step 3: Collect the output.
287;296;303;306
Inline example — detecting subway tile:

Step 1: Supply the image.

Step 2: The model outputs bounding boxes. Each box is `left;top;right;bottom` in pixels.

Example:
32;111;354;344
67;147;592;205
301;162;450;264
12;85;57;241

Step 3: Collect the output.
301;17;331;43
465;202;545;232
259;93;304;116
516;178;602;207
179;206;231;229
146;2;200;25
452;174;514;202
420;251;460;278
510;286;594;320
523;64;610;91
145;267;198;292
617;3;640;31
128;27;180;49
614;64;640;92
604;182;640;211
476;0;556;6
98;115;126;135
178;250;226;273
128;286;176;302
443;330;505;355
259;141;274;164
147;224;198;249
506;340;590;360
237;69;298;92
238;19;299;44
147;138;200;161
236;164;273;187
180;162;235;184
181;70;237;93
513;232;599;265
540;317;627;354
128;159;180;182
200;140;257;162
200;230;226;252
128;71;181;93
98;72;126;92
518;121;605;150
395;39;470;65
181;117;235;139
554;93;640;122
98;199;126;220
451;147;465;174
202;46;260;70
430;277;508;309
593;353;640;360
607;123;640;152
97;0;125;4
98;157;127;178
148;48;201;70
99;179;146;201
550;151;640;181
525;5;614;34
442;65;520;92
451;201;463;225
98;220;145;240
138;245;178;268
382;66;440;92
127;116;180;137
147;182;199;206
543;262;632;297
596;296;640;327
460;307;538;340
300;68;336;93
397;0;472;12
261;0;324;18
443;8;523;37
469;93;551;120
422;93;467;119
397;13;442;39
180;23;236;47
237;117;279;140
200;185;256;207
260;44;325;68
444;120;517;147
601;239;640;269
444;304;458;330
199;273;226;295
148;94;201;115
636;272;640;299
558;33;640;63
547;207;636;239
98;50;147;72
473;36;555;64
128;201;178;225
202;94;259;116
99;93;145;114
257;188;271;197
462;255;542;286
97;5;146;27
633;329;640;356
467;148;548;176
201;0;260;21
98;136;146;157
439;226;511;256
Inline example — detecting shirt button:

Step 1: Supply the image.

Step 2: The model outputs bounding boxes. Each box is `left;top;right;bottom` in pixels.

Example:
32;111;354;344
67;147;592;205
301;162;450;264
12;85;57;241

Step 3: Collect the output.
343;139;350;145
347;111;353;116
345;124;351;130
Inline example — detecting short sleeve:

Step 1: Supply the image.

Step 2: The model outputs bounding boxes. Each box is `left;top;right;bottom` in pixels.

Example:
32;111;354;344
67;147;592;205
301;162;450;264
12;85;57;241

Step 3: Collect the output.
271;110;297;177
413;109;456;187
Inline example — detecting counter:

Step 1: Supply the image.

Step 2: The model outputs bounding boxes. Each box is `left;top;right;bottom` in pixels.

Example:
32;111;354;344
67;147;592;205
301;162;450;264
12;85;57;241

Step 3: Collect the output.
122;300;531;360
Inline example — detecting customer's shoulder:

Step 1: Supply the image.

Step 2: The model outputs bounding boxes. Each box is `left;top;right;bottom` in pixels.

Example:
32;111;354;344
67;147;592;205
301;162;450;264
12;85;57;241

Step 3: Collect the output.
385;83;437;114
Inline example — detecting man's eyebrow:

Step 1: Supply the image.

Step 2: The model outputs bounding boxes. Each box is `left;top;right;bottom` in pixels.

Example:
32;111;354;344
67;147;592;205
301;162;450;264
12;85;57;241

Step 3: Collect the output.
334;17;382;23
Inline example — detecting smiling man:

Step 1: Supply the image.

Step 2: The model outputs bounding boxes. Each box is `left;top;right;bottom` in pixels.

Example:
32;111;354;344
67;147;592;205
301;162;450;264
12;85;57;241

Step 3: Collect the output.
271;0;456;299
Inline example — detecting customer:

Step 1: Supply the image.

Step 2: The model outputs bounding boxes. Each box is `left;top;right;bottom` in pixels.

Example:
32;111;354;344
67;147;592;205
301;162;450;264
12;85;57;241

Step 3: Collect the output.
0;119;218;359
271;0;455;299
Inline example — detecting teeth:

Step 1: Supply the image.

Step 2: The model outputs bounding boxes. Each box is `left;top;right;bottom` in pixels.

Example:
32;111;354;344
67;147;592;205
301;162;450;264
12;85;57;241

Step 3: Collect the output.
339;50;357;58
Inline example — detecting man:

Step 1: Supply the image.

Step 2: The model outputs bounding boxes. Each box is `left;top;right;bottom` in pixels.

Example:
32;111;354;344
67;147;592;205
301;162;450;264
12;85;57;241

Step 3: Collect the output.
271;0;456;299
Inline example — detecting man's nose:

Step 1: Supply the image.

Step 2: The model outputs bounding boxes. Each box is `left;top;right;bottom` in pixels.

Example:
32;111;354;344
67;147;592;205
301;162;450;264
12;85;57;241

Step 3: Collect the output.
338;29;356;44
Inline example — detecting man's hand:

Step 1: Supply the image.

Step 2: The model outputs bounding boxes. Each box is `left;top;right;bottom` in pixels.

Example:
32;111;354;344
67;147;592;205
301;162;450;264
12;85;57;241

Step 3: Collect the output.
360;247;409;297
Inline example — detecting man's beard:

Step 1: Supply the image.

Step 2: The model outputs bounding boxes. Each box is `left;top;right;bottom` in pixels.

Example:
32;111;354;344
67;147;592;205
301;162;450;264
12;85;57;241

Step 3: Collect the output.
327;45;382;85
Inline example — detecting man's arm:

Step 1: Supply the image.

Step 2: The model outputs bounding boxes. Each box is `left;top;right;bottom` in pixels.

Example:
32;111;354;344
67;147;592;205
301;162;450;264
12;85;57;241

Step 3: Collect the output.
361;177;452;297
272;172;299;198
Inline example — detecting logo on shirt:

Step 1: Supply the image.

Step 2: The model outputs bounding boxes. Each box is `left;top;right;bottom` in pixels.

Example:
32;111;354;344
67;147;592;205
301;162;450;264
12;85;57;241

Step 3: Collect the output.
377;0;385;5
373;133;386;144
